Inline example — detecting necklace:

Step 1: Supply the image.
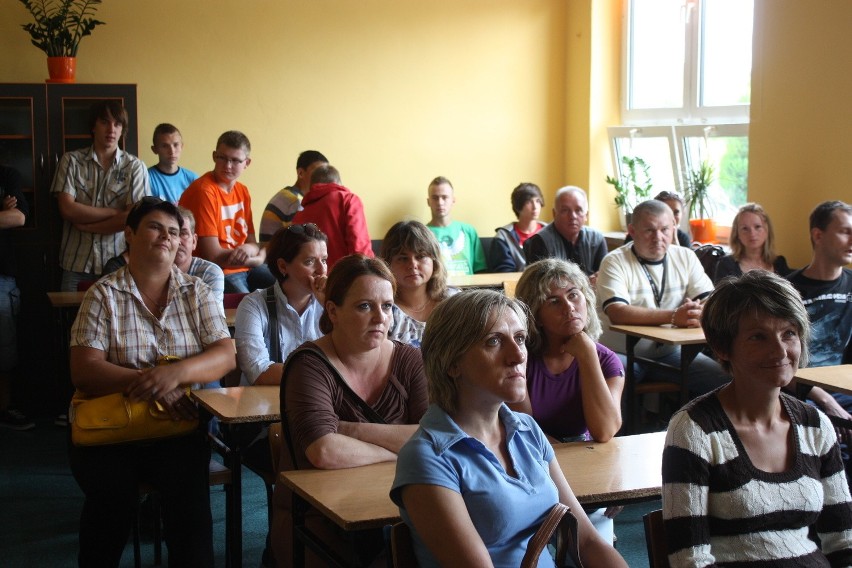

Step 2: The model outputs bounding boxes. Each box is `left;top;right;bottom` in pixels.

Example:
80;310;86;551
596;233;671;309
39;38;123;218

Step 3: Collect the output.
401;296;432;317
139;286;167;314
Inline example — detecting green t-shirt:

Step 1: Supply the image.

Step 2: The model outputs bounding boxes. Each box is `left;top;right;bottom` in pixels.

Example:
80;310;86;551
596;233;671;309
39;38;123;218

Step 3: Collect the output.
428;221;487;276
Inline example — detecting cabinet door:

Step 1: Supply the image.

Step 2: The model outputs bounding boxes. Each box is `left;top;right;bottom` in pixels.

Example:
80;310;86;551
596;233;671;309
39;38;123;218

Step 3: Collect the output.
0;84;48;233
46;83;139;174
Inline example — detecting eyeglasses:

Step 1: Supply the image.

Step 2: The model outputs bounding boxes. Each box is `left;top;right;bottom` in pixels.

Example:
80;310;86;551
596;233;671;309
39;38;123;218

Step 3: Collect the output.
213;153;248;166
287;223;321;235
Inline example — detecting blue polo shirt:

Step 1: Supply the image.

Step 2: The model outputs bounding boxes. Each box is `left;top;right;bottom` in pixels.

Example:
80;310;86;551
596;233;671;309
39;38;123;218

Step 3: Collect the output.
391;404;558;568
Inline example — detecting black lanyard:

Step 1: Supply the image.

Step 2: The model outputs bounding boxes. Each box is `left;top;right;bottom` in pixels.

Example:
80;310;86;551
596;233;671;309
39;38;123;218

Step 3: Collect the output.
632;246;667;308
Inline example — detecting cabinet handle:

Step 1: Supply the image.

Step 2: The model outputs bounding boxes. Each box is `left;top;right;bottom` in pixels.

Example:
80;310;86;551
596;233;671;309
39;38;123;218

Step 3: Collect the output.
40;153;44;170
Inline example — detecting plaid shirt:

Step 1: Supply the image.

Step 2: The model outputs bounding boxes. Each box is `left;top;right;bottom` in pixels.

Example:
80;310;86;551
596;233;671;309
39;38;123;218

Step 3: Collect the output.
51;146;149;274
71;266;229;372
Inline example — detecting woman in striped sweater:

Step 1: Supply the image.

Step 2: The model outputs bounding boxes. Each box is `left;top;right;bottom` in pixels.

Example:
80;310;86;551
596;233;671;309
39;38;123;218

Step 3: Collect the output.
662;271;852;567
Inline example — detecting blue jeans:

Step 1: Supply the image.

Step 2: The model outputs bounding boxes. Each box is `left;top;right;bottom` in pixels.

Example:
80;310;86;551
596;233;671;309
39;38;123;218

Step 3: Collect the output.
224;266;276;293
0;276;20;371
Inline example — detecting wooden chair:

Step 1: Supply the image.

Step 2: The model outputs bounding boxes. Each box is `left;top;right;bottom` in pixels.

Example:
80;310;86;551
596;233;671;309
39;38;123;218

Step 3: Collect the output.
133;458;232;567
502;280;517;298
389;521;419;568
643;509;670;568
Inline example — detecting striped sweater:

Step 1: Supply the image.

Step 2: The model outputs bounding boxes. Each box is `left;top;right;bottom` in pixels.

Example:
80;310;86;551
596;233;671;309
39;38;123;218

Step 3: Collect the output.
662;390;852;567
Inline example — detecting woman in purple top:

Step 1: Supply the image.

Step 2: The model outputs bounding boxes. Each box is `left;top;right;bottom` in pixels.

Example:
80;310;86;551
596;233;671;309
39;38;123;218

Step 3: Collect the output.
512;258;625;541
512;258;624;442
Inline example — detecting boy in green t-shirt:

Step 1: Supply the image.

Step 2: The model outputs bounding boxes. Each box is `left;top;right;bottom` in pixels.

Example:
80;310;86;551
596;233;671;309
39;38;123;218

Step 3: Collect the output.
425;176;487;276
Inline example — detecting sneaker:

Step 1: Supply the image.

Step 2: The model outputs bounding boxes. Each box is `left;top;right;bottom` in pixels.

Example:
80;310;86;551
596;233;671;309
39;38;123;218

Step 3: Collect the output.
54;413;68;427
0;409;35;431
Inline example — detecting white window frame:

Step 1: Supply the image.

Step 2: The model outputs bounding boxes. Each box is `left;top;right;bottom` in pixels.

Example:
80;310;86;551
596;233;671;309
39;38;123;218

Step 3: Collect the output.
621;0;751;126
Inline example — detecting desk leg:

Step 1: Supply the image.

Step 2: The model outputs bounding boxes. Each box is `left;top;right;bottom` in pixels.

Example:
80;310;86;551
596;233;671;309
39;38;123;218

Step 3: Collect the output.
216;425;243;568
679;344;703;408
625;335;640;434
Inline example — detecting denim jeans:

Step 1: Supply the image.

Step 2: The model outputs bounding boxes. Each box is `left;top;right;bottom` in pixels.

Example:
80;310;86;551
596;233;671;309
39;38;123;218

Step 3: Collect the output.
0;275;20;371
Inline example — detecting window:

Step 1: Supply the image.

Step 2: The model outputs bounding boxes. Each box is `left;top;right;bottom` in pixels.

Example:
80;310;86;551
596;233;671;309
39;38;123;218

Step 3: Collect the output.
623;0;753;124
611;0;754;230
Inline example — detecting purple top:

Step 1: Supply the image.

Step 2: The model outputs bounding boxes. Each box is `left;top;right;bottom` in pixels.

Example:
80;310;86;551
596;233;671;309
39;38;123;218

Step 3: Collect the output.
526;342;624;441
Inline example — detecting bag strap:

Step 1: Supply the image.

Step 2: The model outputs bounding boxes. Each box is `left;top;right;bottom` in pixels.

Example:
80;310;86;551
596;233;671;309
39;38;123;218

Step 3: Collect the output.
265;286;281;363
279;343;388;470
521;503;584;568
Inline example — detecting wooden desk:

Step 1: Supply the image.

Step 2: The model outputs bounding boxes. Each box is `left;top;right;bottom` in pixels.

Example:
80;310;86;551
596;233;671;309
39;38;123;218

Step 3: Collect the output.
448;271;522;288
192;387;280;568
795;365;852;395
279;431;665;563
609;324;707;433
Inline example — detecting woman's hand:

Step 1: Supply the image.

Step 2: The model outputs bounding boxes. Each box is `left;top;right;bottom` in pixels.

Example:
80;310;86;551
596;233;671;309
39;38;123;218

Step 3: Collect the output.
558;330;597;359
154;387;198;421
312;274;328;304
126;365;183;402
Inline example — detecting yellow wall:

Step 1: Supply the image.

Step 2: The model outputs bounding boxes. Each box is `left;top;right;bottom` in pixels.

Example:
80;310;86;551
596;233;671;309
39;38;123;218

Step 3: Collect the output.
748;0;852;267
0;0;585;239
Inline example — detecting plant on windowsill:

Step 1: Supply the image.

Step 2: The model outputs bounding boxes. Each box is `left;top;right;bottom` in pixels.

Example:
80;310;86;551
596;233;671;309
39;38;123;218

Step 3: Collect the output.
684;160;716;244
606;155;653;229
18;0;106;83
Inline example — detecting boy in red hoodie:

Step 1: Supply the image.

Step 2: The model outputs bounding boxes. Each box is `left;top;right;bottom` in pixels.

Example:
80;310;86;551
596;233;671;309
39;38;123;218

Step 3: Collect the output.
291;165;373;268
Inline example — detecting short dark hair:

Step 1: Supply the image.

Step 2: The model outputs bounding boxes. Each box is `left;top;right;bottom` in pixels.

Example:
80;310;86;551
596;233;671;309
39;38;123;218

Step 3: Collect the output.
126;197;183;232
216;130;251;155
319;254;396;334
265;224;328;283
809;201;852;247
89;100;129;142
152;123;180;146
296;150;328;171
310;164;341;186
510;183;544;217
380;220;449;301
702;271;810;374
810;200;852;232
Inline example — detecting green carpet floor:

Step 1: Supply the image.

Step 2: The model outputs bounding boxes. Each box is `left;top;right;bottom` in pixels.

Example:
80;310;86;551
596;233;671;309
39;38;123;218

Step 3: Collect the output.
0;419;656;567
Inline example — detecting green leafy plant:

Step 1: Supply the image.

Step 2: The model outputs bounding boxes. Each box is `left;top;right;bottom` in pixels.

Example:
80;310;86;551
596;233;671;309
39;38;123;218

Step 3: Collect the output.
19;0;105;57
605;155;653;215
684;160;715;220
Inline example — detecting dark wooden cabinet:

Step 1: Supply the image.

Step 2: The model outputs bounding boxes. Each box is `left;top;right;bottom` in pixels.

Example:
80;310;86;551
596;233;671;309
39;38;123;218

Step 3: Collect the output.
0;83;138;413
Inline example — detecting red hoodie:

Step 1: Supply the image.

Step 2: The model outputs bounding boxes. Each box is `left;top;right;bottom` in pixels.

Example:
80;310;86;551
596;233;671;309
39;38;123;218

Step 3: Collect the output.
291;182;373;268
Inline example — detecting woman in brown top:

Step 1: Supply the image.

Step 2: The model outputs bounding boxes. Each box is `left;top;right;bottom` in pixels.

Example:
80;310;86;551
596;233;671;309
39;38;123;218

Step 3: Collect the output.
271;254;428;567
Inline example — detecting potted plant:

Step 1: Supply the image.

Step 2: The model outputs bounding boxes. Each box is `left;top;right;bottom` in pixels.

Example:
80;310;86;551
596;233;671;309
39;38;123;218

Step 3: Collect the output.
684;160;716;243
18;0;106;83
606;155;653;229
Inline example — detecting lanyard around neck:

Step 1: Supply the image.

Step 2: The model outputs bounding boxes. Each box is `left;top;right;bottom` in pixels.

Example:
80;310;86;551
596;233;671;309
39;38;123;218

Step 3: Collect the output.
632;246;667;308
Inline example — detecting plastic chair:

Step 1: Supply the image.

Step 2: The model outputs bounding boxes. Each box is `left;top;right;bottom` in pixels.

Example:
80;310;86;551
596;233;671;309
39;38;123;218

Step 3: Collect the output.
643;509;670;568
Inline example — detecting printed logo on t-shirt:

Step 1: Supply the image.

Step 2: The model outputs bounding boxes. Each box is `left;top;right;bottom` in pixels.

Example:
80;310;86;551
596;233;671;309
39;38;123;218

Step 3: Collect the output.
221;202;249;246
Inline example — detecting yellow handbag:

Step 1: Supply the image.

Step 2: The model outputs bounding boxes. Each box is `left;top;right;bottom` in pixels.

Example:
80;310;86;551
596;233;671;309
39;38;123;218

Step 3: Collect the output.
70;356;199;446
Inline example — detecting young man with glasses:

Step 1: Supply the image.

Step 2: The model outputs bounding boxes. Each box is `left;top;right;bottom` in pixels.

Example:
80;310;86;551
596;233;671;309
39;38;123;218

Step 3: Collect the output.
179;130;275;293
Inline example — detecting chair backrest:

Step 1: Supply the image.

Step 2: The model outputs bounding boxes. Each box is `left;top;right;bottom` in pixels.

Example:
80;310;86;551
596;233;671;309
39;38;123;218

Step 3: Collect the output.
268;421;283;474
503;280;517;298
643;509;670;568
223;292;248;309
390;522;419;568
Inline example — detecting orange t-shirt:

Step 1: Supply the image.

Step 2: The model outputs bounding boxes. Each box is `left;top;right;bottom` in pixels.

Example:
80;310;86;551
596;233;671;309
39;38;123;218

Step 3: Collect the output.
179;172;254;275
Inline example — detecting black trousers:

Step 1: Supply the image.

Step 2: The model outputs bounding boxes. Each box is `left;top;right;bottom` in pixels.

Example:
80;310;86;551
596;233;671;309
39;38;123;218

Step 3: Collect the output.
68;430;214;568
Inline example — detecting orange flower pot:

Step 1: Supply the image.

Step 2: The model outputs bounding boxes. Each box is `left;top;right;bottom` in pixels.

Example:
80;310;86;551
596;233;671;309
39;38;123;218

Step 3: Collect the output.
689;218;717;244
46;57;77;83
